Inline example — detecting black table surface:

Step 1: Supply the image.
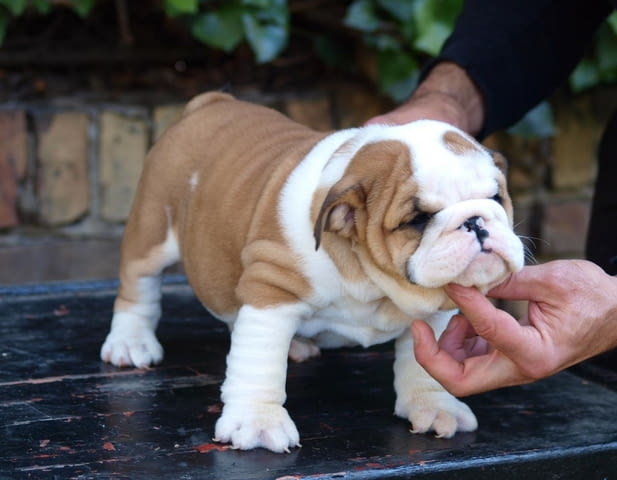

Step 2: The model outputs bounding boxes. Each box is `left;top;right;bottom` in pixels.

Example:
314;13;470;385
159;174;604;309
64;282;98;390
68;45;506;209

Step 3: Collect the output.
1;278;617;479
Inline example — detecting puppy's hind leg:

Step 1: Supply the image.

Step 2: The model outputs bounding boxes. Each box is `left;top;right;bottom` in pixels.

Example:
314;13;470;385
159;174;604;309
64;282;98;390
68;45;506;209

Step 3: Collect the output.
101;205;180;368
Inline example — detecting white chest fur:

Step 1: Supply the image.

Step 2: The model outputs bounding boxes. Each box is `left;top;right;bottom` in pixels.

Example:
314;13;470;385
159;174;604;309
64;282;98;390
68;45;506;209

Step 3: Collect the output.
296;288;412;348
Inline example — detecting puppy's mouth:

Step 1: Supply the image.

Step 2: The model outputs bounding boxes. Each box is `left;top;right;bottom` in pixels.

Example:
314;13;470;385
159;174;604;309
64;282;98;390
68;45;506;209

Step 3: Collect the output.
406;219;524;290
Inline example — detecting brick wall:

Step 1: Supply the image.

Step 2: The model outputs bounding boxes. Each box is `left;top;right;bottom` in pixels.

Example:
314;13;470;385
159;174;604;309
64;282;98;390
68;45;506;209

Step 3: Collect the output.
0;83;613;284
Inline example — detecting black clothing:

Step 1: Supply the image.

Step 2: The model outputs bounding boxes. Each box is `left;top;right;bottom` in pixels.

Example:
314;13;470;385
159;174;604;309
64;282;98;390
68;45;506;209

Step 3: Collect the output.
586;111;617;276
433;0;613;138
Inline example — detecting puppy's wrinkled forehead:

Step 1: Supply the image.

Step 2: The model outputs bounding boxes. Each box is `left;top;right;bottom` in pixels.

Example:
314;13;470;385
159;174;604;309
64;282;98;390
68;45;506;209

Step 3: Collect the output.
399;122;503;207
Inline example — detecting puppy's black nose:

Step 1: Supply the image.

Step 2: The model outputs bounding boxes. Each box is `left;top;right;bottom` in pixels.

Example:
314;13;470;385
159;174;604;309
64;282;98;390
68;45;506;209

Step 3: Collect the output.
463;216;489;242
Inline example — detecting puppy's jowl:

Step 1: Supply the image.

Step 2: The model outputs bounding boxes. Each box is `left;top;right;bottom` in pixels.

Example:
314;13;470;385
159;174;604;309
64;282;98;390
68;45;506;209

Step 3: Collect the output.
101;92;524;452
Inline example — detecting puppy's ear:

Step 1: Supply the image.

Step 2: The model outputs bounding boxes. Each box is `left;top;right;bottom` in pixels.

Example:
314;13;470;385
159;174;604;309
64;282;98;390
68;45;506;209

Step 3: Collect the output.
487;149;508;175
313;180;366;250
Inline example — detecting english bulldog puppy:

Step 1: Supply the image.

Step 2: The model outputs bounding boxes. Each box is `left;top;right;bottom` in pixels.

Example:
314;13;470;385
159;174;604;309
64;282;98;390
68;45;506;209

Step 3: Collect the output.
100;92;525;453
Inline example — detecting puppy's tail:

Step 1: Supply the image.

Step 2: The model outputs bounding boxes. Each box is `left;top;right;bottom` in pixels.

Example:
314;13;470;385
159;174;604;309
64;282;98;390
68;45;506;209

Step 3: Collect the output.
183;90;235;116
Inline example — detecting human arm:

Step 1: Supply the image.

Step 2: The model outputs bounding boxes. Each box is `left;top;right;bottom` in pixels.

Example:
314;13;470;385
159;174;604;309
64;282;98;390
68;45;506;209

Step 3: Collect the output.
365;61;485;135
411;260;617;397
367;0;611;137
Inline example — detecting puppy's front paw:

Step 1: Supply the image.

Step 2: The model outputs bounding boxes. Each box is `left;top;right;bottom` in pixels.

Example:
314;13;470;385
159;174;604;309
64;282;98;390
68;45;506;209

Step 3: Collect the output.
214;404;300;453
396;392;478;439
100;312;163;368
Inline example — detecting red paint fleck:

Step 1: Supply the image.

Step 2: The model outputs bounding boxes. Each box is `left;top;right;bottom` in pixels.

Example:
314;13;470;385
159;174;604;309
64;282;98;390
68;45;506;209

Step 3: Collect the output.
58;446;73;452
123;411;135;417
54;305;69;316
275;476;302;480
39;439;50;448
102;442;116;451
207;404;221;414
194;443;230;453
319;422;335;433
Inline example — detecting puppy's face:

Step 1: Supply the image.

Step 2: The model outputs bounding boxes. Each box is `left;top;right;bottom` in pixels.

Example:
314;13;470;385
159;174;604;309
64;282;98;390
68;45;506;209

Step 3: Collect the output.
314;121;524;297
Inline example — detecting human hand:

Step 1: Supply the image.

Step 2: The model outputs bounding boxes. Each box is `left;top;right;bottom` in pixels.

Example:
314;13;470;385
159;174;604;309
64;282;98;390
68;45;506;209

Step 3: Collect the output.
365;62;485;136
411;260;617;396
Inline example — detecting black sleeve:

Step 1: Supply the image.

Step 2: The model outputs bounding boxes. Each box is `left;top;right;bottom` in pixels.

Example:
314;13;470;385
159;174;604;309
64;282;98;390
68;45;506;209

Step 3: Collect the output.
428;0;612;137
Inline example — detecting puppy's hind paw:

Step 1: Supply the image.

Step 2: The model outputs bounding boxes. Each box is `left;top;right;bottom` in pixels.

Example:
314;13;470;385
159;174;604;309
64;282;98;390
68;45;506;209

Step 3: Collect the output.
100;312;163;368
288;337;320;363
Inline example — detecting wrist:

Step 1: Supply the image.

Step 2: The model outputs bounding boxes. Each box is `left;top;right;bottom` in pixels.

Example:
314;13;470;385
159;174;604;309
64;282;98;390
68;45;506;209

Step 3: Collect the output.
413;61;485;136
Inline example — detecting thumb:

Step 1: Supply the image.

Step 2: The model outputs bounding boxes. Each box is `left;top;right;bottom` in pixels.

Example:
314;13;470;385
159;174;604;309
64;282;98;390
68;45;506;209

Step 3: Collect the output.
444;283;531;358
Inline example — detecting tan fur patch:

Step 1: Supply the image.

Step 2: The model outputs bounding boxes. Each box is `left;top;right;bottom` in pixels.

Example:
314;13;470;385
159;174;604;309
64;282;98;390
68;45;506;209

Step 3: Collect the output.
314;140;422;283
442;130;481;155
152;93;329;314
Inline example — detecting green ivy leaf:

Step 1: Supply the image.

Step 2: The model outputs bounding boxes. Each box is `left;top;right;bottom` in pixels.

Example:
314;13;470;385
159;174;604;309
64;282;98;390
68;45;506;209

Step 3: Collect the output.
376;0;414;22
607;10;617;36
242;0;288;63
413;20;451;56
31;0;51;14
344;0;380;33
363;32;400;51
377;48;418;102
242;12;287;63
164;0;199;16
507;101;555;139
0;10;7;44
0;0;25;16
569;58;600;93
191;6;245;52
70;0;96;18
242;0;273;7
595;25;617;82
411;0;462;56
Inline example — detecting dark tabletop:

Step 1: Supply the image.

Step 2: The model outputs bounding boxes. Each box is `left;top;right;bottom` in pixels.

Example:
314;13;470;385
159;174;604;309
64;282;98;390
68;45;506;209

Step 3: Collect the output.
1;279;617;479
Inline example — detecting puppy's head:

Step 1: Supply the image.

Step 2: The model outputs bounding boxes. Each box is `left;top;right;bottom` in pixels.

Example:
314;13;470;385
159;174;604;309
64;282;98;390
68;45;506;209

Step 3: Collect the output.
314;120;524;305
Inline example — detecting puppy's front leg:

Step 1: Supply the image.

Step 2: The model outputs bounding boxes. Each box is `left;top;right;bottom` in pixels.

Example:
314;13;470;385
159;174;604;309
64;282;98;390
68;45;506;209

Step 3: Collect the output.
214;304;306;453
393;311;478;438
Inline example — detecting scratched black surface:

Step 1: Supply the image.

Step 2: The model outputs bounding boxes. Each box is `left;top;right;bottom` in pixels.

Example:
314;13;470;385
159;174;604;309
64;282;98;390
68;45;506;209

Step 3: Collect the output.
1;280;617;479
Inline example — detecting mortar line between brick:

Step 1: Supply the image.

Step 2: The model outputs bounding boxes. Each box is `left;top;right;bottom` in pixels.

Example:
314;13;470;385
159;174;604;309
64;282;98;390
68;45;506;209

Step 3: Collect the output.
88;107;101;222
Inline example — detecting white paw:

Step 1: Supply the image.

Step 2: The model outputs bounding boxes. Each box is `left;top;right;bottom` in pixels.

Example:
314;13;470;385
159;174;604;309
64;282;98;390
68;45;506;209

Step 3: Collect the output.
100;313;163;368
288;337;320;363
396;392;478;438
214;404;300;453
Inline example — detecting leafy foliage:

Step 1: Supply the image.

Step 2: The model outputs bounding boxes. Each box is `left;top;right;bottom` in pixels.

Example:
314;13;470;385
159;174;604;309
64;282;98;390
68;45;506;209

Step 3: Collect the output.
168;0;288;64
0;0;95;43
2;0;617;137
343;0;463;102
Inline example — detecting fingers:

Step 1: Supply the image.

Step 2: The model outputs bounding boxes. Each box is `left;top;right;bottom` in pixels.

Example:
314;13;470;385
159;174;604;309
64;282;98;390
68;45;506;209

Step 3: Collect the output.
487;264;552;301
435;315;489;361
411;319;466;381
411;320;527;396
444;284;531;356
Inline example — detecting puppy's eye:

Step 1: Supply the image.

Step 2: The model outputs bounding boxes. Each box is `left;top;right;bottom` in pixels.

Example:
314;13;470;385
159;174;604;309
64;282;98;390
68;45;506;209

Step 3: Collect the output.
491;193;503;204
401;212;433;232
